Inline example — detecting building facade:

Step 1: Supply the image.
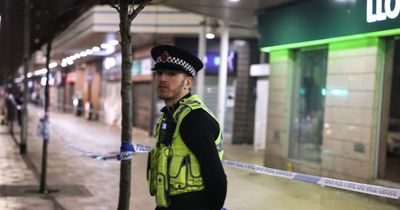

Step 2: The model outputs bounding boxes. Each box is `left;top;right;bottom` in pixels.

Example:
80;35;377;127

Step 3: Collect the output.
259;0;400;185
45;5;258;136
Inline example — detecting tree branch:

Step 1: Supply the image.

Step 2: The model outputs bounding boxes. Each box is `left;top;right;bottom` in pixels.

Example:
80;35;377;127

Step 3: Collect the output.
128;4;134;16
128;1;148;22
110;4;120;12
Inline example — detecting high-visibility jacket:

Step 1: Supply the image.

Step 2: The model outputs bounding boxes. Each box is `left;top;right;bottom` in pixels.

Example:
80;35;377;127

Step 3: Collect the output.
147;95;223;207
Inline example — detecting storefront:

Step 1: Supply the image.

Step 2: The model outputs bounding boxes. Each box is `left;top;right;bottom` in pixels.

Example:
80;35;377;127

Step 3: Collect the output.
131;46;155;133
258;0;400;184
63;61;102;119
100;47;155;133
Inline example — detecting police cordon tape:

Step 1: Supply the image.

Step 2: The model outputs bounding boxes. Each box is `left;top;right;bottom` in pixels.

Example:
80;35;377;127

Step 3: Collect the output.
222;160;400;200
32;110;400;201
33;111;150;160
49;123;151;161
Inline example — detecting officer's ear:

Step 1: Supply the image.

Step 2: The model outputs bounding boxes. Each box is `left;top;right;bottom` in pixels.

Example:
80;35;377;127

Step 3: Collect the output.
184;75;193;89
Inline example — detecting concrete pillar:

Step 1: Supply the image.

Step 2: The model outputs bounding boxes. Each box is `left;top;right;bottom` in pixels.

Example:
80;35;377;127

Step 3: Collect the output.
217;20;229;132
196;17;207;100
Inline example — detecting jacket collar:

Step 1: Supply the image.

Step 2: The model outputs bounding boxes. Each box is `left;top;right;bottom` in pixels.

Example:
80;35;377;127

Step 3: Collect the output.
160;93;192;115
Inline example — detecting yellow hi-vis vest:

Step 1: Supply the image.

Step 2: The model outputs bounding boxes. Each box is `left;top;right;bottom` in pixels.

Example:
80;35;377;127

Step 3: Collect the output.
147;95;223;207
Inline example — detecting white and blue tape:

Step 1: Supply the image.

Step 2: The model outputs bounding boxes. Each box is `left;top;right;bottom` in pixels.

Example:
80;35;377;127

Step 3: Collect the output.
118;142;135;160
87;143;152;161
28;108;148;161
223;159;400;200
53;127;151;161
318;178;400;199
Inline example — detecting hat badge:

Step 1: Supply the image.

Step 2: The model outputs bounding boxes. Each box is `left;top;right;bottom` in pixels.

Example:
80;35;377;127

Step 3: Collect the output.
160;51;169;62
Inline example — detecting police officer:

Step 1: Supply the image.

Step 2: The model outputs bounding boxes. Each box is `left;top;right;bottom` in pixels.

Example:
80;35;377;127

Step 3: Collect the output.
147;45;227;210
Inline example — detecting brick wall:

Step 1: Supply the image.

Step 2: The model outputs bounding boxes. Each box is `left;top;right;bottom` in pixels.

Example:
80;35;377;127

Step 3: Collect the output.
264;49;292;169
321;38;381;180
231;40;258;144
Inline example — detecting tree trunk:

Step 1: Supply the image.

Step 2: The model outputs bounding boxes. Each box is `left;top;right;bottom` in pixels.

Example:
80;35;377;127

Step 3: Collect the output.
117;0;133;209
39;0;56;194
39;38;52;194
20;0;30;154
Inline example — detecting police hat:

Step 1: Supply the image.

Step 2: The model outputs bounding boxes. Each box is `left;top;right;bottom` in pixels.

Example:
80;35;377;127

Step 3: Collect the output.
151;45;203;77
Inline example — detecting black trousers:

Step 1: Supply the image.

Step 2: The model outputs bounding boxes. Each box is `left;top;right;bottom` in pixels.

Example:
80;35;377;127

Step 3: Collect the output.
154;191;211;210
155;204;209;210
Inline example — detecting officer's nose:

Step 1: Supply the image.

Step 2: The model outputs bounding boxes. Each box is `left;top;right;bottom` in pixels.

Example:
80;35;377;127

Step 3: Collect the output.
157;72;168;82
158;72;165;79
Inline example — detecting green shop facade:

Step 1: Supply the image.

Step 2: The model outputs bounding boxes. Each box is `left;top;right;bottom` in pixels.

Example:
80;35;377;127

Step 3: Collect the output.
259;0;400;185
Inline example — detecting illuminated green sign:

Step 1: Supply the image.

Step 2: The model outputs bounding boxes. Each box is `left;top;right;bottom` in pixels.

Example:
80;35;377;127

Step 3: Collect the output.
259;0;400;50
368;0;400;22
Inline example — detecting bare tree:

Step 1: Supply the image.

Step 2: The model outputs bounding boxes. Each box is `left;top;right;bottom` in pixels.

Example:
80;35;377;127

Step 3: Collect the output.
108;0;150;209
39;0;57;194
20;0;30;154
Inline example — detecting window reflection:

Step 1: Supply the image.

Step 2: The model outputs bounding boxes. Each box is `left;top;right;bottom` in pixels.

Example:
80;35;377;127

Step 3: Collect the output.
289;48;328;163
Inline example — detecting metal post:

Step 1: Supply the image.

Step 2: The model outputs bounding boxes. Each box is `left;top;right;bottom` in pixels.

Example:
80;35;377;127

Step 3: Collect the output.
39;113;49;193
9;99;14;136
196;17;207;100
87;77;92;120
217;20;229;132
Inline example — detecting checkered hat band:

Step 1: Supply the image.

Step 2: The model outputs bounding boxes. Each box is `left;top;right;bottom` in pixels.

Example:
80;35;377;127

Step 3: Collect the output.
156;56;196;76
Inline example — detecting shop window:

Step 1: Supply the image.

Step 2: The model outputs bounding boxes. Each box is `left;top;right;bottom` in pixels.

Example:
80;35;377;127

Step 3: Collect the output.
289;47;328;163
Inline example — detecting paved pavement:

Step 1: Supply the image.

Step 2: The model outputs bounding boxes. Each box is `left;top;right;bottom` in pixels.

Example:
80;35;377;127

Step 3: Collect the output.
0;105;399;210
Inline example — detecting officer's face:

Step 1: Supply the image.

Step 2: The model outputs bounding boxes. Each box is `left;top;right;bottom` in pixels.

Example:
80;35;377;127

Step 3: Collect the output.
155;70;192;104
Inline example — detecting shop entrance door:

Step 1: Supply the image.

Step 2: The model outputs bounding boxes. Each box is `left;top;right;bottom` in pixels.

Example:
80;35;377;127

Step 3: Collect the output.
132;82;152;132
289;48;327;163
379;38;400;182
